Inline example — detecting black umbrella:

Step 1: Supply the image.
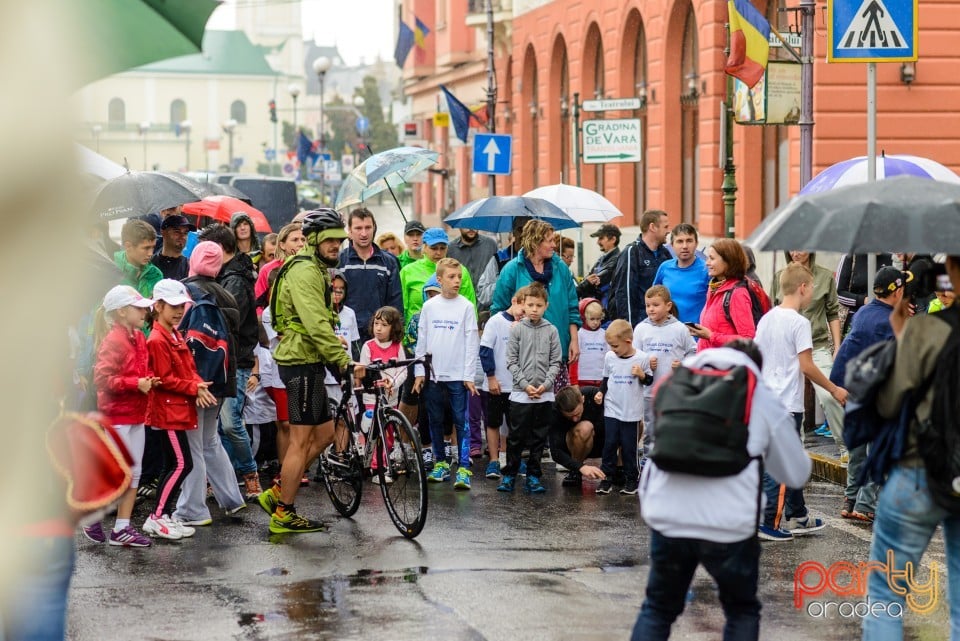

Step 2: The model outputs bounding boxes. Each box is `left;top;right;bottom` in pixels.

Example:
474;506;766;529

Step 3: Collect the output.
91;171;204;220
747;176;960;254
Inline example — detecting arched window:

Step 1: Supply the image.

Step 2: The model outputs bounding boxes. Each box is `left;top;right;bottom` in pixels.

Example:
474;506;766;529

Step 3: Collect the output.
108;98;125;130
230;100;247;124
170;99;187;130
680;7;700;224
521;45;539;192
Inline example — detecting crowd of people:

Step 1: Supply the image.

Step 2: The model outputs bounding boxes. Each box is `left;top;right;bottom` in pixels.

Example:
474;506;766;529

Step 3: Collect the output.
64;202;960;641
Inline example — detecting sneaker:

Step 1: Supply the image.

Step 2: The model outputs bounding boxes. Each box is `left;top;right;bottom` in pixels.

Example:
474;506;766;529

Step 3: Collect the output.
225;503;247;516
179;516;213;527
82;523;106;543
595;480;614;495
454;467;472;490
427;461;451;483
257;487;280;516
136;480;157;500
372;471;394;485
620;480;639;495
269;509;326;534
143;515;183;540
518;460;527;476
108;525;152;547
444;441;455;460
485;461;502;479
840;497;856;519
783;515;826;536
421;447;434;469
243;472;263;501
169;518;196;538
757;524;794;541
852;510;876;524
525;475;546;493
561;471;582;487
496;475;516;492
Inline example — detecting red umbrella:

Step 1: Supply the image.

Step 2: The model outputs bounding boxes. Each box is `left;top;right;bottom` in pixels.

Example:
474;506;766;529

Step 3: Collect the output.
182;195;271;232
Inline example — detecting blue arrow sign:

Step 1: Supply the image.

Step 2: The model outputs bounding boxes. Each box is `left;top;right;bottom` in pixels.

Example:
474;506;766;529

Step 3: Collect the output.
828;0;917;62
472;133;512;175
355;116;370;135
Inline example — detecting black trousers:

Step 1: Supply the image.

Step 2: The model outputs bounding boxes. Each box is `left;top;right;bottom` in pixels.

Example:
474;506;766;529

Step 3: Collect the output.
505;401;552;478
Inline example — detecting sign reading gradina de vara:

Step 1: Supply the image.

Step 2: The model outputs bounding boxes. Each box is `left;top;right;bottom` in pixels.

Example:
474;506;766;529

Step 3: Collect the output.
582;118;642;164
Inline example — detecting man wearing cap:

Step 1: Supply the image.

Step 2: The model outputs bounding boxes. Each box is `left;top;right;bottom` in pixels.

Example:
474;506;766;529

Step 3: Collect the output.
152;214;197;281
576;223;622;303
447;228;498;292
398;220;426;269
338;208;403;342
829;266;912;523
399;227;477;331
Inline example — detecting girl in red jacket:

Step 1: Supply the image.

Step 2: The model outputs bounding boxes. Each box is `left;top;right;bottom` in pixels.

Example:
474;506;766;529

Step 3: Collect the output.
87;285;158;547
144;280;217;541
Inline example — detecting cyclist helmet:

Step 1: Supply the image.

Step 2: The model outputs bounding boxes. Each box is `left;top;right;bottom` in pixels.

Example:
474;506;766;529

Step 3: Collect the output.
300;208;345;236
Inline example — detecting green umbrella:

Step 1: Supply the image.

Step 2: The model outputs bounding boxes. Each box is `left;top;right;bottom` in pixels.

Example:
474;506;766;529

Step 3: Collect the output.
74;0;220;87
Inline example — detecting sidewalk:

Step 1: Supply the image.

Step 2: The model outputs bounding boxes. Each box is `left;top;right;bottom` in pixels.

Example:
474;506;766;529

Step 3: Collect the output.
804;432;848;485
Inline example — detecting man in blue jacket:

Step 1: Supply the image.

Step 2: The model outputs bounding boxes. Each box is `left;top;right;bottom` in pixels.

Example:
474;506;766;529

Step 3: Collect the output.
609;210;670;325
338;208;403;342
830;266;910;523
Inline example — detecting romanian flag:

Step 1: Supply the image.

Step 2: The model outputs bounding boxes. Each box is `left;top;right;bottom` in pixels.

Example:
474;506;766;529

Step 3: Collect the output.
725;0;770;89
414;17;430;48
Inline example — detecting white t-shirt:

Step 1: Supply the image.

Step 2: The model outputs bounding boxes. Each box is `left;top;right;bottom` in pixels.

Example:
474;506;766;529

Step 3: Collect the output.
754;305;813;413
414;294;479;382
632;316;698;396
577;326;608;382
260;307;283;389
480;311;515;392
324;305;360;386
602;350;652;421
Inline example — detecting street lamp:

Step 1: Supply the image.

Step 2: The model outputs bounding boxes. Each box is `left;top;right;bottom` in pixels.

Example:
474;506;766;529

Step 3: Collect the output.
222;118;237;170
91;124;102;153
313;55;332;193
138;121;150;170
353;95;368;157
288;84;301;137
180;120;192;171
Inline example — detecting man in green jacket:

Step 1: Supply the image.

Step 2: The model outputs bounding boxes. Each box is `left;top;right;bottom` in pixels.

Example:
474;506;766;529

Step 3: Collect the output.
258;209;360;535
400;227;476;331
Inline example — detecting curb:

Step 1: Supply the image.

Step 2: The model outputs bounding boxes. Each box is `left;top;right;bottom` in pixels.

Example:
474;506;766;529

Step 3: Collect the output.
809;452;847;485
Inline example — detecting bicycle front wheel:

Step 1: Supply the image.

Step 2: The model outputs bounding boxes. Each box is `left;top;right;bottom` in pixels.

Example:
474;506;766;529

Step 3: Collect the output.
376;408;428;538
320;402;363;517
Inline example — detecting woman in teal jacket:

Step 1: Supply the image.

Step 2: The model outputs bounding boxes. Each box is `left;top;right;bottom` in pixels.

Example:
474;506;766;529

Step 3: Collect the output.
491;219;581;364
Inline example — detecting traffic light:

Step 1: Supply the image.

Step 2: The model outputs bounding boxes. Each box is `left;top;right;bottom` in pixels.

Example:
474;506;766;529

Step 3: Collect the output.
269;100;277;123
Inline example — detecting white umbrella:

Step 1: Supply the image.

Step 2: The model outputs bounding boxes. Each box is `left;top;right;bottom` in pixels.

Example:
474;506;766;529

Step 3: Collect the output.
76;144;125;181
523;183;622;223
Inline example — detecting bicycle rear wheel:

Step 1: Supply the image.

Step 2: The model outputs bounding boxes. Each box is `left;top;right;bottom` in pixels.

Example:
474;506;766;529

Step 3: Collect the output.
320;401;363;517
376;408;428;538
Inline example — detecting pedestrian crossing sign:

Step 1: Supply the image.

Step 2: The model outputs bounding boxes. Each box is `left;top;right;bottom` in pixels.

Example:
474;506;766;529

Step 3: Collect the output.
828;0;917;62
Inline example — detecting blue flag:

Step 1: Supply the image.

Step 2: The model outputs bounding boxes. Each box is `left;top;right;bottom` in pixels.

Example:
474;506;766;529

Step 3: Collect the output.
440;85;473;144
296;131;319;167
394;21;415;68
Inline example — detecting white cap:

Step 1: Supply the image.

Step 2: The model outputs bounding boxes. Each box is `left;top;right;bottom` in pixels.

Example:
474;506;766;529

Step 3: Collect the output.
152;279;192;306
103;285;154;312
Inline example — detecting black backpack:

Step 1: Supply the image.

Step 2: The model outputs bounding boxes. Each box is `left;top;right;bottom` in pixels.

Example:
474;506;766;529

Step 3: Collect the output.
915;307;960;513
650;364;757;477
722;279;771;329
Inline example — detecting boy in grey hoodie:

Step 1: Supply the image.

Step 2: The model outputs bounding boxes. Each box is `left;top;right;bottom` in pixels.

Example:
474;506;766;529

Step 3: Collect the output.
500;282;561;493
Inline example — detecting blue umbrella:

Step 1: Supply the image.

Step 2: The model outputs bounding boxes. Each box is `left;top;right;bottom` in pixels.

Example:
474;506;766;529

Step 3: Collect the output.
444;196;579;233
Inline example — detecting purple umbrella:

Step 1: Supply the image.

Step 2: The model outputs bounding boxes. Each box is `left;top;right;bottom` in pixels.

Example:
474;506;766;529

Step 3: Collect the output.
801;154;960;195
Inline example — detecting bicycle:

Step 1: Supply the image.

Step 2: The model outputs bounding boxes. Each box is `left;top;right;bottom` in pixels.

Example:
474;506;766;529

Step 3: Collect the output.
317;354;430;539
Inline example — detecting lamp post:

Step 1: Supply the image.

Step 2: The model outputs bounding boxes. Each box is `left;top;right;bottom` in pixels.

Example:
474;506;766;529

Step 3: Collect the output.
288;83;301;137
313;55;332;196
138;121;150;170
91;124;102;153
353;95;367;158
222;118;237;170
180;120;192;171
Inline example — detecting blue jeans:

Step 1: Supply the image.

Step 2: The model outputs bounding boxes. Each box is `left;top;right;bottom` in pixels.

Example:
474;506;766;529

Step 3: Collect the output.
424;380;469;466
218;367;258;475
763;412;806;527
3;537;74;641
632;530;761;641
862;465;960;641
845;443;879;513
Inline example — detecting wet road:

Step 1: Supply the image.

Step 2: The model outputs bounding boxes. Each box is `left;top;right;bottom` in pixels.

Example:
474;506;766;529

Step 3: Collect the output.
67;467;949;641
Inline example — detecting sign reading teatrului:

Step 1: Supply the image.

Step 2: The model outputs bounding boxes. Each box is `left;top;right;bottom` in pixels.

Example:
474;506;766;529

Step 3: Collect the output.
582;119;642;164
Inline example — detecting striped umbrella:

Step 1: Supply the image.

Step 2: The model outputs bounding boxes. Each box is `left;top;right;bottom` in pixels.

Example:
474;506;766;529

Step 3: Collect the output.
800;154;960;195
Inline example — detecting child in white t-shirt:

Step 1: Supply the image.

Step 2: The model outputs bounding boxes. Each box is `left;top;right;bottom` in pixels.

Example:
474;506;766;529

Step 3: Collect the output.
325;272;359;404
576;298;608;386
595;319;653;496
632;285;696;456
754;263;846;538
479;292;524;480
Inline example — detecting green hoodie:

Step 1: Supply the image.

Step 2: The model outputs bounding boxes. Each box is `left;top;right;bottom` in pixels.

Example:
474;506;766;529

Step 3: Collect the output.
399;258;476;327
113;250;163;299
